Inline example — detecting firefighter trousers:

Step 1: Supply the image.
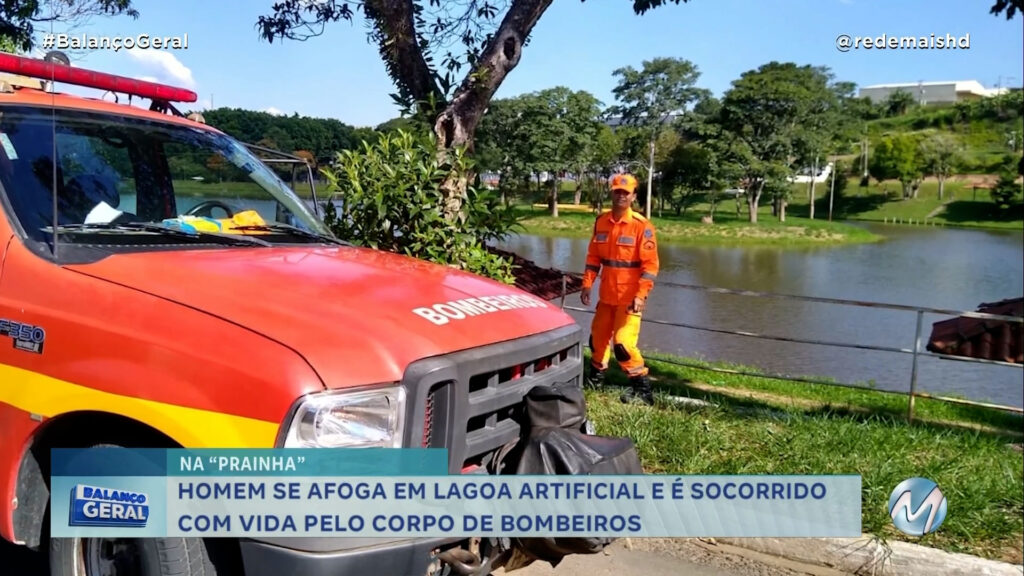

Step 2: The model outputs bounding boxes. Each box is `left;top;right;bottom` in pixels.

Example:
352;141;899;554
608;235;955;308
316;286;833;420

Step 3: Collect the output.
588;302;648;378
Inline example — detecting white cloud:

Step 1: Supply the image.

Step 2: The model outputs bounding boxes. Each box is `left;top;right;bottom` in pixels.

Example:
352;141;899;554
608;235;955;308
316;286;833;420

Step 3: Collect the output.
125;49;196;89
263;106;285;116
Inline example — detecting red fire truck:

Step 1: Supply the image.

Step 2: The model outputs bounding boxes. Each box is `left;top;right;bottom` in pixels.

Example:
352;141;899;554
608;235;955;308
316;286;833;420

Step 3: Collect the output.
0;52;586;576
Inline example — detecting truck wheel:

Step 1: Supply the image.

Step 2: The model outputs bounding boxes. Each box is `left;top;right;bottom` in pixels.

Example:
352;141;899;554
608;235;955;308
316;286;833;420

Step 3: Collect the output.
50;536;219;576
47;442;222;576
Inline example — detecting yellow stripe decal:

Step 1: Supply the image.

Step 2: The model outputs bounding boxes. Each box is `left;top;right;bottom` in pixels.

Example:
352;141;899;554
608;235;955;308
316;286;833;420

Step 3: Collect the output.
0;363;279;448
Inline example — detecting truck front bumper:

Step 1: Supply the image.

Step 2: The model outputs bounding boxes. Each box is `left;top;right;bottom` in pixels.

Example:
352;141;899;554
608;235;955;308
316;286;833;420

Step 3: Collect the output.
238;536;468;576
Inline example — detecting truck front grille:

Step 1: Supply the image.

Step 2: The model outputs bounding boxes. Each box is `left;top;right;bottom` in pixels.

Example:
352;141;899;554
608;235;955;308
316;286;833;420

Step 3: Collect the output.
400;324;583;474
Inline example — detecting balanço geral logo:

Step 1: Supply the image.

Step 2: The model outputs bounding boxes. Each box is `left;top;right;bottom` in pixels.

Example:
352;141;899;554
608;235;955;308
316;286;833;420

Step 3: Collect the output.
888;477;947;536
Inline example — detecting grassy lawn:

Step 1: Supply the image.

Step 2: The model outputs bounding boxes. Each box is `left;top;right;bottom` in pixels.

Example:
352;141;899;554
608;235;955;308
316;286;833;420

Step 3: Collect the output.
584;352;1024;564
795;176;1024;230
516;175;1021;234
515;203;882;247
747;176;1022;231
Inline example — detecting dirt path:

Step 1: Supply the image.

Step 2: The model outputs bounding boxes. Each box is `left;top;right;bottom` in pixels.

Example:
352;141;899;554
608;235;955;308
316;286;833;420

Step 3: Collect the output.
498;538;851;576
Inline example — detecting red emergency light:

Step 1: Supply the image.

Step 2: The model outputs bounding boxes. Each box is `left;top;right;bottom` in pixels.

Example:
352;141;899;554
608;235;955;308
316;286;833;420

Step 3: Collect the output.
0;51;197;103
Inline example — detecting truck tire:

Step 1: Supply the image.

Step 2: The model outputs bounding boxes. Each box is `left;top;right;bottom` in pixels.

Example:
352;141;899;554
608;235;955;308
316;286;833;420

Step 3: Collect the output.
47;443;223;576
50;536;219;576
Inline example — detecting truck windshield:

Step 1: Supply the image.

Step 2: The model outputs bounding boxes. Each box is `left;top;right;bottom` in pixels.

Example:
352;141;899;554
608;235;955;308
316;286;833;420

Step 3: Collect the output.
0;105;333;252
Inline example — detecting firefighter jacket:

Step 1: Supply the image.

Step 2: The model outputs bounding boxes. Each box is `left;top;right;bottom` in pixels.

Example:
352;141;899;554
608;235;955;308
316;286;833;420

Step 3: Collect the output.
582;207;659;306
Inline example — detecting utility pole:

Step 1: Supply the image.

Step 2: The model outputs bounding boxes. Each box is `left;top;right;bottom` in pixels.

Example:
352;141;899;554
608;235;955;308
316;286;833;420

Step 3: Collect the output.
829;155;837;221
809;154;819;220
646;137;654;219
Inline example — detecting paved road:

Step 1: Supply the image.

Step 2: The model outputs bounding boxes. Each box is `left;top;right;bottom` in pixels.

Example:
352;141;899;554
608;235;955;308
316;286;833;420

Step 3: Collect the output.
506;538;849;576
5;537;849;576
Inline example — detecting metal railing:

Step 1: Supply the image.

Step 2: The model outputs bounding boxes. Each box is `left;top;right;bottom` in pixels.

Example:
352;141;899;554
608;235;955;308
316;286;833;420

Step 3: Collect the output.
555;273;1024;420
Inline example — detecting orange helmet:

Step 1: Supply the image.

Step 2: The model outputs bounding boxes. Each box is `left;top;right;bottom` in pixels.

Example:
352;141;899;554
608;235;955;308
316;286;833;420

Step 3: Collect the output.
609;173;638;193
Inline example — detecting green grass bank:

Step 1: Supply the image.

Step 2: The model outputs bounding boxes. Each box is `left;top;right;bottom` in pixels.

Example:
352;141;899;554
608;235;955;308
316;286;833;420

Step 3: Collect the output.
516;174;1022;237
583;352;1024;564
516;205;882;247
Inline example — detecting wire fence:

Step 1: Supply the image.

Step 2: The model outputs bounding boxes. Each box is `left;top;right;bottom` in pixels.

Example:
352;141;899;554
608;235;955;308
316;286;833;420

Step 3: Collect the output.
554;273;1024;420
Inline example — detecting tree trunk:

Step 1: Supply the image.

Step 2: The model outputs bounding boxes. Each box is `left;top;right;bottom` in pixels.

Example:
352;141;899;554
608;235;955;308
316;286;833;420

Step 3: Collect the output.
574;173;583;205
646;138;655;218
779;199;787;222
550;177;559;218
372;0;553;223
938;176;945;201
747;183;763;224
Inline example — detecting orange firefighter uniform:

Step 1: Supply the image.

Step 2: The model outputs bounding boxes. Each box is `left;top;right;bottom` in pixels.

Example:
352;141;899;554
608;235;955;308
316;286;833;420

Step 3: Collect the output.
582;175;659;387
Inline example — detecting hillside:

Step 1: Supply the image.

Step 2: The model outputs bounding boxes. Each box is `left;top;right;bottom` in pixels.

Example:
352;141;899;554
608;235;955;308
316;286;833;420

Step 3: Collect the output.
857;91;1023;174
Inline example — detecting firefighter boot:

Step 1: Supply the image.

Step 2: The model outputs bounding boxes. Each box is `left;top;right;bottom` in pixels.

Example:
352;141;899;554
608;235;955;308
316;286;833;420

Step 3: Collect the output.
620;375;654;406
584;365;605;389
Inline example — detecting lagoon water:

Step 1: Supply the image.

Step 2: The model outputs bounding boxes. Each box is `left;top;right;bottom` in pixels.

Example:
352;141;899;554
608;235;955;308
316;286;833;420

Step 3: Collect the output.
497;222;1024;409
110;192;1023;408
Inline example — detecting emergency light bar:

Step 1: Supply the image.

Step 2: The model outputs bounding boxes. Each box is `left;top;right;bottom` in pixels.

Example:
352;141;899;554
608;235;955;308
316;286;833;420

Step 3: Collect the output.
0;51;197;103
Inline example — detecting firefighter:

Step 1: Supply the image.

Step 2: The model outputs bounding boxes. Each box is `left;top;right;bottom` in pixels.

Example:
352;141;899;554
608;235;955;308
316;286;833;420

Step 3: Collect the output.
580;173;659;405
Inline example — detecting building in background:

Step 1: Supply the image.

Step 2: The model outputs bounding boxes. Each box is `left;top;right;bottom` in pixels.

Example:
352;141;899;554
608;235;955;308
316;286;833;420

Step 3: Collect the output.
859;81;1010;105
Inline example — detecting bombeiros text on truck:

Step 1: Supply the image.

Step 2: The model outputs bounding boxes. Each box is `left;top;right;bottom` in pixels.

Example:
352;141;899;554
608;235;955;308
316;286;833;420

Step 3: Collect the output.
0;51;644;576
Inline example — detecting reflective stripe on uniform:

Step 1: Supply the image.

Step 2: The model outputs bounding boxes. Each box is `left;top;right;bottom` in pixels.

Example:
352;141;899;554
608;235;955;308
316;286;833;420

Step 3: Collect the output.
601;259;641;268
641;272;657;280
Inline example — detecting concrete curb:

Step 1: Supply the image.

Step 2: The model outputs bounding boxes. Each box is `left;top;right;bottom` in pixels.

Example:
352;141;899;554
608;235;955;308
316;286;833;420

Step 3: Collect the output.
714;535;1023;576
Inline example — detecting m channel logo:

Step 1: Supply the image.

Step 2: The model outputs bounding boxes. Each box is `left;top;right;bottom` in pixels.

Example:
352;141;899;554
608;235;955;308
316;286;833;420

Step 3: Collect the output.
69;484;150;528
888;477;947;536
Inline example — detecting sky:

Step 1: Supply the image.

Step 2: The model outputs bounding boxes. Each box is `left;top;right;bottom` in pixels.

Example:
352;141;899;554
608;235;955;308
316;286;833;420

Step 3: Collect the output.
22;0;1024;128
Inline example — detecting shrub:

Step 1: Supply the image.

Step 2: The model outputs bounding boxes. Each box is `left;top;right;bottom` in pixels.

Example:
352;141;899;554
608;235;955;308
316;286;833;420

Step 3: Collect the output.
991;173;1022;208
989;154;1023;209
320;129;522;284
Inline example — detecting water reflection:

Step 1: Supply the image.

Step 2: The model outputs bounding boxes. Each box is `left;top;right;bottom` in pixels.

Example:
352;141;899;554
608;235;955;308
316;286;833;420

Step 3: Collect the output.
499;222;1024;408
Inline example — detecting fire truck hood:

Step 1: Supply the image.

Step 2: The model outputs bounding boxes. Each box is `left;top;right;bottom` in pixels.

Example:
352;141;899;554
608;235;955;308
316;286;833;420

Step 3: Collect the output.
68;245;576;389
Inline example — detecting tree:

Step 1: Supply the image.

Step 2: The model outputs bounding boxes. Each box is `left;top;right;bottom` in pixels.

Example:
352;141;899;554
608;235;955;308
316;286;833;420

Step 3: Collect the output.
717;62;837;223
919;134;963;201
884;89;915;117
870;134;924;199
990;0;1023;19
256;0;690;224
521;87;603;217
321;129;520;281
1;36;19;53
661;142;709;216
294;149;317;169
475;87;602;215
791;68;841;220
606;57;708;218
989;154;1023;209
1;0;138;52
586;125;623;211
675;98;744;221
475;96;532;204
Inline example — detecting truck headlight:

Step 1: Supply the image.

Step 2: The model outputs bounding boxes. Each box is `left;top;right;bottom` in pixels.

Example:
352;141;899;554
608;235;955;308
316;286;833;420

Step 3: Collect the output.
281;386;406;448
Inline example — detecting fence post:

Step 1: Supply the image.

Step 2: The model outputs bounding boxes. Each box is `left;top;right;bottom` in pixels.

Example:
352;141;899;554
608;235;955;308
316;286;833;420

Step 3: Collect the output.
560;275;567;309
908;310;924;422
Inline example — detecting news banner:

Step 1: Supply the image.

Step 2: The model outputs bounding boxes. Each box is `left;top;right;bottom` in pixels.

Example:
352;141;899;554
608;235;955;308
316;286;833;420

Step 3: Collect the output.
51;449;862;538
